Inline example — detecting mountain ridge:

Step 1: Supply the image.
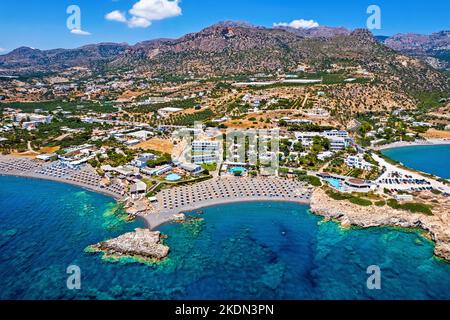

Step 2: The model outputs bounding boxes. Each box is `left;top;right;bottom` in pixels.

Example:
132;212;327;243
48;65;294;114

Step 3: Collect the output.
377;30;450;70
0;23;448;93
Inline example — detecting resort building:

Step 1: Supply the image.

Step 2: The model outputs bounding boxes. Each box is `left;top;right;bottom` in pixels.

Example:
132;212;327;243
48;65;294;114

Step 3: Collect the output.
141;164;172;176
371;139;386;147
14;113;53;124
211;117;229;123
308;107;330;118
131;153;156;168
412;121;432;127
192;140;220;152
124;139;141;146
344;178;373;190
63;144;94;155
317;151;334;161
58;144;98;166
22;122;38;131
259;151;277;163
130;180;147;196
126;130;154;141
16;113;54;130
317;172;346;181
157;107;183;118
191;140;221;164
192;153;219;164
294;132;321;146
224;161;248;168
345;155;374;171
36;153;56;161
179;162;204;175
323;130;349;139
101;165;136;177
329;138;349;151
283;119;313;125
294;130;351;150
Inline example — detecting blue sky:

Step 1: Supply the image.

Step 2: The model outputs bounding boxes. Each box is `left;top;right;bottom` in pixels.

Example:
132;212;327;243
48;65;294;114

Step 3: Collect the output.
0;0;448;52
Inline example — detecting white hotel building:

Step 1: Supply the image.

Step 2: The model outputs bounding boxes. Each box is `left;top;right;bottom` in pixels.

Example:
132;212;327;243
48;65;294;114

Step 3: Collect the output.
294;132;321;147
323;130;349;139
191;140;221;164
294;130;352;151
192;141;221;152
345;155;374;171
329;138;348;151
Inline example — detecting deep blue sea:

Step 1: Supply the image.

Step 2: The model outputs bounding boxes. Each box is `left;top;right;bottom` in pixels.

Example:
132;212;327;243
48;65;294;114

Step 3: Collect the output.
382;144;450;179
1;175;450;300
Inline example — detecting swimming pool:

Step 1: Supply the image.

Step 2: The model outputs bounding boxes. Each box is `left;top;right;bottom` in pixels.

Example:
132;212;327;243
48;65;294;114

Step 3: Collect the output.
325;178;344;190
229;167;247;175
166;173;182;182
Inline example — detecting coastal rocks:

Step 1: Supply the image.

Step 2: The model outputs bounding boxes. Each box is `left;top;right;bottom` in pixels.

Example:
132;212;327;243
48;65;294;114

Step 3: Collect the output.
87;228;170;262
310;188;450;263
172;213;186;222
125;198;153;218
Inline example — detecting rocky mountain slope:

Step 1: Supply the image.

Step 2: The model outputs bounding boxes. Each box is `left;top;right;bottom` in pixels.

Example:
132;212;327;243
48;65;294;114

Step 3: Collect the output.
0;43;128;74
0;23;448;93
378;31;450;70
275;25;352;38
113;23;448;92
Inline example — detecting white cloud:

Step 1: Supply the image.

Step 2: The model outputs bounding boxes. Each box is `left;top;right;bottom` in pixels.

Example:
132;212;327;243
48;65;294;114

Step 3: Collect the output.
128;16;152;28
71;28;92;36
105;10;127;23
106;0;182;29
0;48;7;53
273;19;319;29
129;0;182;21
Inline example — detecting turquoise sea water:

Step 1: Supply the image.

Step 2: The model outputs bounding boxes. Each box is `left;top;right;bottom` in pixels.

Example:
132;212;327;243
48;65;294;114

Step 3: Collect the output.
382;144;450;179
1;175;450;300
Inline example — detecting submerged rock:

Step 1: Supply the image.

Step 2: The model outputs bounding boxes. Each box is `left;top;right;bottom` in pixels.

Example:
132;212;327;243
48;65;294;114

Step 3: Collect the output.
88;228;170;262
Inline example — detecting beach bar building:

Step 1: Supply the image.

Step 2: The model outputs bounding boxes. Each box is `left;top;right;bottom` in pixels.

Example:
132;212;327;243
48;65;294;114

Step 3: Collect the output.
344;178;373;190
130;180;147;196
179;162;204;175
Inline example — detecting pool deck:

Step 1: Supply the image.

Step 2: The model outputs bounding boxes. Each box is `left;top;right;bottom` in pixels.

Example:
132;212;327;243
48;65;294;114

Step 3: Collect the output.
142;176;313;230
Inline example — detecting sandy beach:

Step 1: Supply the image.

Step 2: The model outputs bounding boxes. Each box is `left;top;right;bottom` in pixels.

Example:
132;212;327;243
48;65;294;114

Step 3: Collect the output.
0;156;125;200
373;138;450;151
0;171;123;200
142;177;313;229
143;197;312;230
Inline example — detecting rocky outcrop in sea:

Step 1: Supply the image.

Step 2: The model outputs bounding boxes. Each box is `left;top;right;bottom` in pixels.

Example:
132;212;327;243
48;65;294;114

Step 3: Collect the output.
87;228;170;262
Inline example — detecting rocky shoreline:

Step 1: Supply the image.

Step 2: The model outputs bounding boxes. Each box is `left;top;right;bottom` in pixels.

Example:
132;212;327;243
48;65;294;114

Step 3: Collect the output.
87;228;170;262
310;188;450;262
